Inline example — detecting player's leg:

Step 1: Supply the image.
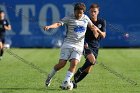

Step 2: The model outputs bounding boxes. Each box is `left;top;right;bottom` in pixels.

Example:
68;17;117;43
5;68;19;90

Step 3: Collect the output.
46;48;69;87
74;53;96;83
73;48;97;88
0;40;3;60
61;49;82;88
46;59;67;86
63;59;79;83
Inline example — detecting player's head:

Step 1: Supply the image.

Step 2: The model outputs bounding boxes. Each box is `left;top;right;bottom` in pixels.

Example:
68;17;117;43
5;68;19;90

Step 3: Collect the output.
0;10;5;20
74;3;86;19
89;3;100;18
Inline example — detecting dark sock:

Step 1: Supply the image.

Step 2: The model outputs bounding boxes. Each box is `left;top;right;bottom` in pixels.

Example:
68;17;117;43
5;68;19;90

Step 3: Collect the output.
74;60;92;83
0;49;4;56
80;60;93;72
75;72;88;83
74;68;82;83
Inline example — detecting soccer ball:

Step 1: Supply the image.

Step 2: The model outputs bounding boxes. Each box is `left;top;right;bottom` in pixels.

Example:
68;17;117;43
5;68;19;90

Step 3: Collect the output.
61;81;73;90
124;33;129;38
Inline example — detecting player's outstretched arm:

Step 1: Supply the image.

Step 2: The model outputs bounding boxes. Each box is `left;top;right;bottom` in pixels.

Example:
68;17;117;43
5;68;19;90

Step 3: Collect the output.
43;22;62;31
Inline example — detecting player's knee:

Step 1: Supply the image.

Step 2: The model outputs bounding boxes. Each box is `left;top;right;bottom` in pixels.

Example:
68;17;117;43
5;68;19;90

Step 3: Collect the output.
0;43;3;49
61;62;66;67
70;59;79;69
70;63;77;69
87;54;96;65
91;59;96;65
70;62;77;69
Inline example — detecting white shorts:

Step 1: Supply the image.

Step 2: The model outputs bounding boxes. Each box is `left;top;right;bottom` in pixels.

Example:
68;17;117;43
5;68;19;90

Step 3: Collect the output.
60;47;82;62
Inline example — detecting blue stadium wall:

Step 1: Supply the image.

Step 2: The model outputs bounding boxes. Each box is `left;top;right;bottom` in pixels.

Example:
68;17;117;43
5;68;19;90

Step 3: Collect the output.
0;0;140;48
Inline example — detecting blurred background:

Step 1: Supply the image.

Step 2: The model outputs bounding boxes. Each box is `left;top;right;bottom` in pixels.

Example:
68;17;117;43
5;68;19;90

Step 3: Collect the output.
0;0;140;48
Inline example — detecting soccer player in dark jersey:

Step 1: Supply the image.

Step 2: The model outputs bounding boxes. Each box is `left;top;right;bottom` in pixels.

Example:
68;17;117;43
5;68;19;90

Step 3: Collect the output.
73;3;106;88
0;10;11;60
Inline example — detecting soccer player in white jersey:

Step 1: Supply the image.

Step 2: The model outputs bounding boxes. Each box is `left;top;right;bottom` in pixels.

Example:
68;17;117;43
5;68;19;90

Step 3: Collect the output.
43;2;97;88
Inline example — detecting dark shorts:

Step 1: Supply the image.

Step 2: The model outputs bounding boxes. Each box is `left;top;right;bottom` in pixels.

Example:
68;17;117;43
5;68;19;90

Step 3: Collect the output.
84;47;99;59
0;37;5;44
84;39;100;59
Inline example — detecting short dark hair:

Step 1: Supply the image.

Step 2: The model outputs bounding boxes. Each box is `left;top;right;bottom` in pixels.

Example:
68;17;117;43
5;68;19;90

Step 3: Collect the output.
74;3;86;12
90;3;100;9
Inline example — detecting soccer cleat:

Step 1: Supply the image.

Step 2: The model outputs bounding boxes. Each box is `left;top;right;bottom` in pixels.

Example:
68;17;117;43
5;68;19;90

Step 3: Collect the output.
45;75;52;87
72;81;77;89
60;81;68;90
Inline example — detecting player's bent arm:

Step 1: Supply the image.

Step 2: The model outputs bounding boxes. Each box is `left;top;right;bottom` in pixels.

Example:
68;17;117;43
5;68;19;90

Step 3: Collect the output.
93;30;99;38
97;20;106;38
88;24;99;38
44;22;62;31
97;29;106;38
90;25;106;38
4;25;11;31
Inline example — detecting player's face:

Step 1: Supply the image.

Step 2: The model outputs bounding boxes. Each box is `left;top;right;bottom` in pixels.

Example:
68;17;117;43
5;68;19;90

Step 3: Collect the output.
0;12;5;20
89;8;99;18
74;10;84;19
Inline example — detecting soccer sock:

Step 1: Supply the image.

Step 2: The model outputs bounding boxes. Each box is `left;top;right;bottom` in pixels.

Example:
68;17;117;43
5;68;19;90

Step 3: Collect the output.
64;71;74;82
0;49;4;56
75;72;88;83
48;68;57;78
74;68;82;83
80;60;93;72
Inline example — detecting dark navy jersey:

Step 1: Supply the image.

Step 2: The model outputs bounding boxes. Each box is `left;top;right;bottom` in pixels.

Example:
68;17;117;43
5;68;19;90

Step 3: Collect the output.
85;18;106;48
0;19;9;37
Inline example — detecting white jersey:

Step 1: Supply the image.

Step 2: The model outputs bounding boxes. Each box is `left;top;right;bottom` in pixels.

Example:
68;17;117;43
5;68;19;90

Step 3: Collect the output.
59;14;93;52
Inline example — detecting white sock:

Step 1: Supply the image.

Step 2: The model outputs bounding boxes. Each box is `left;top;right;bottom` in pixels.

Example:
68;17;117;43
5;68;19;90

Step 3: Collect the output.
49;68;57;78
64;71;74;83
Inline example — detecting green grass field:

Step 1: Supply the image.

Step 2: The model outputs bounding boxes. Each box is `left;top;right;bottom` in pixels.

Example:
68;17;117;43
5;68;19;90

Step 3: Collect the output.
0;48;140;93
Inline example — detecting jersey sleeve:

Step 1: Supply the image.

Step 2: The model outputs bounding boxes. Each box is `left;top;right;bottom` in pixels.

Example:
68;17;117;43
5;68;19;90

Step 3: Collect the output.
4;19;10;26
101;20;106;32
59;16;69;26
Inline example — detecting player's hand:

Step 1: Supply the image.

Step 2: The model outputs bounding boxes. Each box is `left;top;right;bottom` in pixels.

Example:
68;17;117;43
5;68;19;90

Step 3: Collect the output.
43;26;50;31
4;25;11;30
4;25;8;30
